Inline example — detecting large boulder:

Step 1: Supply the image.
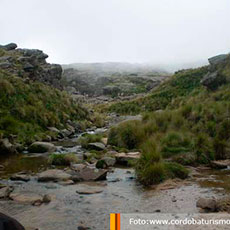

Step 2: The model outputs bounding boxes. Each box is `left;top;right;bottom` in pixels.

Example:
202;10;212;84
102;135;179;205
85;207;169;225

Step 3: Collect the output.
28;142;56;153
0;138;17;155
0;212;25;230
0;43;17;51
208;54;229;65
76;185;104;195
38;169;71;182
196;198;217;212
9;192;43;205
87;142;106;151
200;71;226;90
210;160;230;169
96;157;116;169
10;173;30;182
115;152;141;165
71;167;107;182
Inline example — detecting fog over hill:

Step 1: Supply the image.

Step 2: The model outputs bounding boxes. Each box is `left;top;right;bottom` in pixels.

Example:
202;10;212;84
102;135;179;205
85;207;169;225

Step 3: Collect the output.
62;62;170;97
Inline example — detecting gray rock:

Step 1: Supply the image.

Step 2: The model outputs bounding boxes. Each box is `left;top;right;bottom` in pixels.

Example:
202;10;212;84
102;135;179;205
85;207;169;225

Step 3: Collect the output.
10;173;30;182
101;157;116;167
0;43;17;51
0;56;13;62
0;186;13;199
9;192;43;205
196;198;217;212
76;184;104;195
48;127;60;133
71;167;107;182
38;169;71;182
0;61;13;69
60;129;72;138
115;152;141;165
58;180;74;186
0;138;17;154
208;54;229;65
28;142;56;153
0;213;25;230
96;157;116;169
88;142;106;151
42;194;52;203
210;160;230;169
71;163;86;171
23;62;34;71
201;71;226;90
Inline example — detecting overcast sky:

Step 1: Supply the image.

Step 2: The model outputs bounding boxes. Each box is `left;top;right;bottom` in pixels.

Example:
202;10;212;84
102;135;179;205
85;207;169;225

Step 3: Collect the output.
1;0;230;68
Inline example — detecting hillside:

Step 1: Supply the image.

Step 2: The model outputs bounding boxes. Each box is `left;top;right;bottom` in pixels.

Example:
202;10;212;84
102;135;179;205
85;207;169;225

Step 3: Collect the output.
107;54;230;114
107;53;230;184
62;62;169;97
0;43;90;148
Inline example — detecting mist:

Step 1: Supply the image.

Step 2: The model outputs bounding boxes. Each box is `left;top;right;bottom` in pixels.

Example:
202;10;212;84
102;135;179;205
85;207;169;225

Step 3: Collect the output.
1;0;230;70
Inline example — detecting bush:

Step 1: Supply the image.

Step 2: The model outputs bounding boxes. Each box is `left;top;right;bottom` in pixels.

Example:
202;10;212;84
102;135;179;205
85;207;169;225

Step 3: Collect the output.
49;153;79;166
161;132;192;158
108;120;144;149
213;138;227;160
79;133;103;149
0;70;90;144
194;134;214;164
136;162;166;186
164;162;189;179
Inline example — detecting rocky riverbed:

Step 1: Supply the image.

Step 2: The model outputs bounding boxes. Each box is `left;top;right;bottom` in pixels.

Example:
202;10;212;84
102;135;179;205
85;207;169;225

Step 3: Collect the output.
0;117;230;230
1;134;230;230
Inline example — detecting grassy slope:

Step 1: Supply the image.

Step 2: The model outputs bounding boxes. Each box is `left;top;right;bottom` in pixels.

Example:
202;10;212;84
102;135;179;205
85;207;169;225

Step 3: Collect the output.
0;69;89;144
107;62;230;185
107;66;209;114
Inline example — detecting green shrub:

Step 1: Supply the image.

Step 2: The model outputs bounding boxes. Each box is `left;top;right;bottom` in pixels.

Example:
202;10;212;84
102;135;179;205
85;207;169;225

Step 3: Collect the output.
213;138;227;160
172;153;196;166
79;133;103;149
136;162;166;185
194;134;214;164
164;162;189;179
0;69;90;144
49;153;79;166
108;120;144;149
161;132;192;158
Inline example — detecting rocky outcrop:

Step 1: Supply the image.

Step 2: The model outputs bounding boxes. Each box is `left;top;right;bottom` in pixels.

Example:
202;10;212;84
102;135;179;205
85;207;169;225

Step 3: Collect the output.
0;43;17;51
28;142;56;153
0;43;63;89
208;54;229;66
62;63;169;97
201;71;226;90
201;53;229;90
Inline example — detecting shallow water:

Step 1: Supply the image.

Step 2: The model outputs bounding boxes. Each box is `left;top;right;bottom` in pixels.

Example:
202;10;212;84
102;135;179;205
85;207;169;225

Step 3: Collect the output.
1;165;229;230
1;134;230;229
